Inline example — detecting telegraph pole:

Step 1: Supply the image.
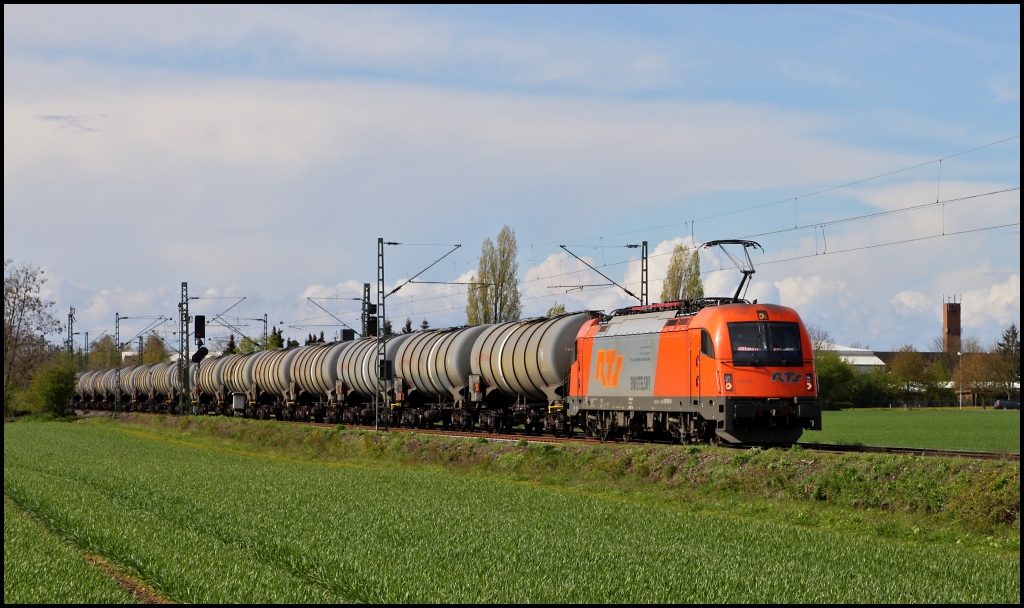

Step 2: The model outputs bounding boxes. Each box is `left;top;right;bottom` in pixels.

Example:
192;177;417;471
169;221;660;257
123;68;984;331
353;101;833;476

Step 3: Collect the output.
178;282;190;415
262;314;268;350
138;336;144;366
66;307;75;357
376;239;385;431
83;331;89;371
114;312;122;418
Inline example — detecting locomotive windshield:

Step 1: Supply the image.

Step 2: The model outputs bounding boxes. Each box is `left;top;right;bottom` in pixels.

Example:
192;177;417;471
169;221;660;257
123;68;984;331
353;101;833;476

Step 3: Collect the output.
727;322;804;367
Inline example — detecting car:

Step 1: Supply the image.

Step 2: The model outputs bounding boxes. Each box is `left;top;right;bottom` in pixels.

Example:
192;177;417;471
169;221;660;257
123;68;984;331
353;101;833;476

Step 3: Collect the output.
993;400;1020;410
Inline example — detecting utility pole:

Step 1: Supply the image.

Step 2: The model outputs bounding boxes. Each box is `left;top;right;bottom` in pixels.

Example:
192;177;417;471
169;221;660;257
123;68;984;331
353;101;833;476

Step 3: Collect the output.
376;239;385;431
114;312;122;418
138;336;144;366
262;314;268;351
66;307;75;357
178;282;190;416
83;331;89;371
641;241;648;306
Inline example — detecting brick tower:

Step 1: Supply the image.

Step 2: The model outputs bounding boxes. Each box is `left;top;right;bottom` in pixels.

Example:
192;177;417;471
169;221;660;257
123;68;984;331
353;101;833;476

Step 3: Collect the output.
943;298;961;353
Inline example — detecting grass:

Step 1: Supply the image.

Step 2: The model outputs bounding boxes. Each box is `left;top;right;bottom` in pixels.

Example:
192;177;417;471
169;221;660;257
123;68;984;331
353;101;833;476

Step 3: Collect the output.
5;420;1020;603
803;409;1020;453
4;497;136;604
113;414;1021;542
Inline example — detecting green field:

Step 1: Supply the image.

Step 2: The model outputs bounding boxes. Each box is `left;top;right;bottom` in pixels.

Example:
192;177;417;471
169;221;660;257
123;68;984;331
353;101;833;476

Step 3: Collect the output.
4;421;1019;603
4;497;135;604
802;409;1020;453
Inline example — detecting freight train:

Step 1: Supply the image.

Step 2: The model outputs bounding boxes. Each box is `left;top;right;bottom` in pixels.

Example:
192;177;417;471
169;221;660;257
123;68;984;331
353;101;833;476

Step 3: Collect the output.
74;300;821;445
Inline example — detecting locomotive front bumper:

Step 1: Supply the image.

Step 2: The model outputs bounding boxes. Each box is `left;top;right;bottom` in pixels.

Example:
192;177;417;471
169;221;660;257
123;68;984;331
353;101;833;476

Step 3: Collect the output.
717;397;821;444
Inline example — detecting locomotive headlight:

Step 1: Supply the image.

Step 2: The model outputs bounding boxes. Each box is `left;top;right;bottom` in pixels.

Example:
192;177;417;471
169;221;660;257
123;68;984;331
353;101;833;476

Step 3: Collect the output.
806;374;814;391
724;373;733;391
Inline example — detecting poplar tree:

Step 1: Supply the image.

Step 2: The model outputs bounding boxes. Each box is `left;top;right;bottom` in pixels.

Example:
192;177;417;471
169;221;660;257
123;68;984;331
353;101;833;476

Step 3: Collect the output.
660;244;703;303
466;225;522;325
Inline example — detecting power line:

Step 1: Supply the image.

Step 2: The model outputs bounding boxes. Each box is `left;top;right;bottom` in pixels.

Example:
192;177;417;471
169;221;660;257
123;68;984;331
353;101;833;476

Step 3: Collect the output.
529;134;1019;246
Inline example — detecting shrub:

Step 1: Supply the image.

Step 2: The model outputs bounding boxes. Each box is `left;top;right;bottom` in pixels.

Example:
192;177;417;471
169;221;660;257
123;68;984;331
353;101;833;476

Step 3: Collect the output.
17;356;77;416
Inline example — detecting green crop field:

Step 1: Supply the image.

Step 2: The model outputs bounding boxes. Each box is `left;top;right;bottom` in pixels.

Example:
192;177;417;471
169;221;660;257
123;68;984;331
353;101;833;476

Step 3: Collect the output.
4;497;135;604
4;421;1019;603
802;409;1020;453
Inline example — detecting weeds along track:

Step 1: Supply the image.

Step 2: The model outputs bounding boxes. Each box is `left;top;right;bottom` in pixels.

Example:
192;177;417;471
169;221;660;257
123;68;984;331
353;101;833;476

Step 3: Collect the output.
91;411;1020;461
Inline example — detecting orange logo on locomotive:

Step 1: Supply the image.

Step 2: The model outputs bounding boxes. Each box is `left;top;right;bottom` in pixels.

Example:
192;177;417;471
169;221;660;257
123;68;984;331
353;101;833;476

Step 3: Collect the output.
594;349;624;387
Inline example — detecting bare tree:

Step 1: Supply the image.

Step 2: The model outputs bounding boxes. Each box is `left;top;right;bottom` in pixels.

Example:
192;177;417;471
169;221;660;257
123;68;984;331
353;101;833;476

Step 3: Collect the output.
805;323;834;353
466;225;522;325
4;260;62;395
661;244;703;303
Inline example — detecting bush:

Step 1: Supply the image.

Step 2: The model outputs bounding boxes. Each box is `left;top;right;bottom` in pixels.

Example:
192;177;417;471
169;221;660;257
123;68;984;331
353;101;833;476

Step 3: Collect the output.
4;384;16;418
17;356;77;416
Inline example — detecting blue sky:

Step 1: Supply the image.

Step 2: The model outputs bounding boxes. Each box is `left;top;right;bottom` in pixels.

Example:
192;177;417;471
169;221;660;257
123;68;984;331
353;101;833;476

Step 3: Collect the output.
4;5;1019;352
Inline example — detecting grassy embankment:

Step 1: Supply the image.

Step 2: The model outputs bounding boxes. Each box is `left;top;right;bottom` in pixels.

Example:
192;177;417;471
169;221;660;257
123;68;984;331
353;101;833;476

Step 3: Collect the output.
4;417;1019;603
805;408;1020;453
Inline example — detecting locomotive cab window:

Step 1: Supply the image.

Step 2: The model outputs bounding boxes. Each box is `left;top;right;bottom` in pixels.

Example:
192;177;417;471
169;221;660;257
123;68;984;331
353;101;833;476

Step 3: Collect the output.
700;329;715;358
727;322;803;367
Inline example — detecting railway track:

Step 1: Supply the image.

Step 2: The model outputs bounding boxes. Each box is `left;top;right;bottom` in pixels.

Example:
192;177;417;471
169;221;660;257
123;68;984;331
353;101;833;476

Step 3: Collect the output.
88;412;1021;461
791;443;1020;462
313;419;1020;461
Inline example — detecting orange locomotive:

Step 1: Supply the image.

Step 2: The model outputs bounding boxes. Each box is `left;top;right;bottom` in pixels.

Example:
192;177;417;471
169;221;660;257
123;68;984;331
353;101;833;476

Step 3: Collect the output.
567;299;821;444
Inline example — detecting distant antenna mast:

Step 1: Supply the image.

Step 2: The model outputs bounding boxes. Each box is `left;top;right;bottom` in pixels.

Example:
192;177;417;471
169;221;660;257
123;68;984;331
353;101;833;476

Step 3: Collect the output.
701;240;763;302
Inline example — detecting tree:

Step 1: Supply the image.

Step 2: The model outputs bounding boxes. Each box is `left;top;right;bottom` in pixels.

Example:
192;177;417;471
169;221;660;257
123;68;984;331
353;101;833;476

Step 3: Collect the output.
805;323;834;353
546;303;567;317
4;260;62;398
814;350;856;409
286;337;300;348
17;354;77;416
224;334;238;354
991;323;1020;400
889;345;928;401
319;331;325;343
660;244;703;303
952;336;987;406
267;327;284;349
383;319;394;338
239;336;257;353
402;318;414;334
142;332;168;364
87;335;119;371
466;225;522;325
420;319;430;331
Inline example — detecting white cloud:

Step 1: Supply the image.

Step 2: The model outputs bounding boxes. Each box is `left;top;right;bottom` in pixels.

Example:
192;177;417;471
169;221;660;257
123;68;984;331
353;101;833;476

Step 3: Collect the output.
962;274;1020;332
891;290;931;317
774;275;850;309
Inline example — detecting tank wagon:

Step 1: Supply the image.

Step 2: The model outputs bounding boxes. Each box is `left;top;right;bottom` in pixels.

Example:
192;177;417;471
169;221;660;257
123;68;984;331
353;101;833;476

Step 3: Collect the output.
75;302;820;444
73;240;821;444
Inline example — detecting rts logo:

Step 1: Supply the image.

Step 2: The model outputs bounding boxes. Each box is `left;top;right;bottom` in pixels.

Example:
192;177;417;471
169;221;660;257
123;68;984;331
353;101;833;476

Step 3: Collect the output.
771;371;803;383
594;349;623;387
